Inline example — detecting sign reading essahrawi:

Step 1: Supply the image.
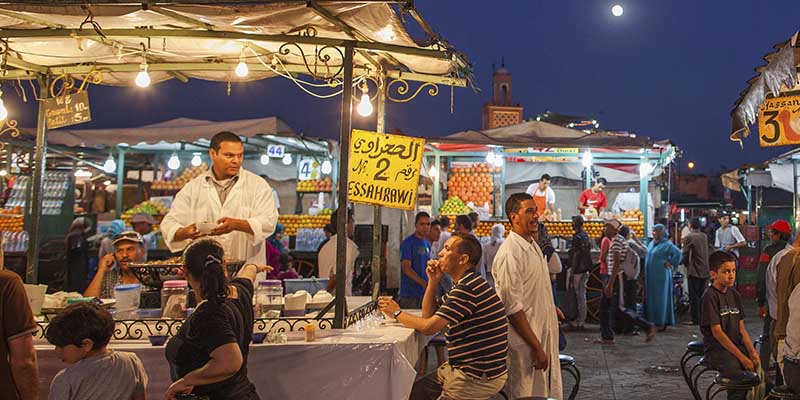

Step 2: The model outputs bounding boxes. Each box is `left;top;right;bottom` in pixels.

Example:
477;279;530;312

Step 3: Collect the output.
348;129;424;210
759;95;800;147
43;91;92;129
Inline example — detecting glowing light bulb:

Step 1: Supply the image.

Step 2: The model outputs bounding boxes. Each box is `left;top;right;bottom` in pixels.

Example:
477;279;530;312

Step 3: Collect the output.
235;60;249;78
486;152;496;164
102;154;116;173
0;98;8;121
428;165;439;178
282;153;292;165
611;4;624;16
357;94;373;116
167;152;180;170
581;151;593;168
321;160;332;174
191;153;202;167
260;153;270;165
135;64;151;88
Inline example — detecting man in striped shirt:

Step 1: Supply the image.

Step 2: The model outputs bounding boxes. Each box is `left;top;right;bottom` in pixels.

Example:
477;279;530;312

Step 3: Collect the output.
379;232;508;400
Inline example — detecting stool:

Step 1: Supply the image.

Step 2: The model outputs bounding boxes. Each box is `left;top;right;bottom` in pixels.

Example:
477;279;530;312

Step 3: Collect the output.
682;341;705;398
690;357;716;400
768;385;800;399
560;354;581;400
705;371;759;400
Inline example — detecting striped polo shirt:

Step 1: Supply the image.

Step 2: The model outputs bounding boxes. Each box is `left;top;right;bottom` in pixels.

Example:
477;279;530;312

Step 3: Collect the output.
435;271;508;379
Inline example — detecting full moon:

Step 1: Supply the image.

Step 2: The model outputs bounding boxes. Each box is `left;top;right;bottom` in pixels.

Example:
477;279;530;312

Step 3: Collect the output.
611;4;624;17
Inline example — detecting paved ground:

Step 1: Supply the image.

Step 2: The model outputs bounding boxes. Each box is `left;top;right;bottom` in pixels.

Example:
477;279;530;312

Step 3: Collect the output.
423;303;763;400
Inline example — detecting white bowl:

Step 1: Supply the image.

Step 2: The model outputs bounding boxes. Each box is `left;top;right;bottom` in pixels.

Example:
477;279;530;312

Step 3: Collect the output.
197;221;218;234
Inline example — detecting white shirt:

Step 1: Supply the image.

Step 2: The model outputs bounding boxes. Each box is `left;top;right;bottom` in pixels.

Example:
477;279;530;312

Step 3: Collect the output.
785;284;800;360
767;243;793;320
318;234;360;296
525;184;556;207
161;168;278;269
492;231;562;398
715;225;746;256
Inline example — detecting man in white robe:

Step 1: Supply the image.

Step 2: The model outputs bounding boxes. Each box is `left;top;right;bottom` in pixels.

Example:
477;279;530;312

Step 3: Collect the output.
493;193;562;399
161;132;278;272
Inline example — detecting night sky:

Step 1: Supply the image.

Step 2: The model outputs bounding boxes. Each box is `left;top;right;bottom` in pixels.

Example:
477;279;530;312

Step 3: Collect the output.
4;1;799;173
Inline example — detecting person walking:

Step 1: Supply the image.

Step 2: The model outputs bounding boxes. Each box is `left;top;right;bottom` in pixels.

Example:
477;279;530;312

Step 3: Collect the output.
645;224;683;329
682;218;710;326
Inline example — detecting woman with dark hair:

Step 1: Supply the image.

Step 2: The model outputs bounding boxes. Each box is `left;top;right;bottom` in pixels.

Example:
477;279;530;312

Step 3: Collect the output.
165;239;270;400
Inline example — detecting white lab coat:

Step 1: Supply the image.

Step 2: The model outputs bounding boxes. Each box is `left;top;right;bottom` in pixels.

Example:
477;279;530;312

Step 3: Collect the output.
493;231;562;399
161;169;278;268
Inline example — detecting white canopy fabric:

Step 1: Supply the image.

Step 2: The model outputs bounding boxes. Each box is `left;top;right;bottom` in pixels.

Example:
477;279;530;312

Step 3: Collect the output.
0;2;466;85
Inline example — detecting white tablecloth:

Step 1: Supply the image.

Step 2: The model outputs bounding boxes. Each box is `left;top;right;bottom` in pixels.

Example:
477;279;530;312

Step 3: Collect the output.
36;323;430;400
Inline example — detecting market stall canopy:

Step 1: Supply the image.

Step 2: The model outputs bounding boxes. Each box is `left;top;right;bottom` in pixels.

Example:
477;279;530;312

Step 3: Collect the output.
0;1;469;86
730;31;800;143
431;120;650;149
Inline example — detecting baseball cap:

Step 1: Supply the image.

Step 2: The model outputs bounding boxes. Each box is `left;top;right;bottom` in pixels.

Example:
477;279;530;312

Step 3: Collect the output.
131;213;155;225
112;231;144;246
766;219;792;235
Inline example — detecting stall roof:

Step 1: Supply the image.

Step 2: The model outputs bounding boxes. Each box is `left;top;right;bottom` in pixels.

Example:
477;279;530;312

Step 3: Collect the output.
729;31;800;143
0;1;469;86
429;120;653;150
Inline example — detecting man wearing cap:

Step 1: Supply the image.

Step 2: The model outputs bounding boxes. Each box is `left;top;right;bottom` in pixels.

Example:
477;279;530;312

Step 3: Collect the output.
84;231;144;299
131;212;158;260
758;219;792;385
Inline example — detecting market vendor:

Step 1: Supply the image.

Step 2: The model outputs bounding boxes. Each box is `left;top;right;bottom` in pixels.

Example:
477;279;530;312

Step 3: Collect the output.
83;231;144;299
526;174;556;219
578;177;608;216
160;132;279;270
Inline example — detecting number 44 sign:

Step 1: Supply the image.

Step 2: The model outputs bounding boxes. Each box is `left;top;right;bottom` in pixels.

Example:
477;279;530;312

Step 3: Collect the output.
347;129;424;210
758;94;800;147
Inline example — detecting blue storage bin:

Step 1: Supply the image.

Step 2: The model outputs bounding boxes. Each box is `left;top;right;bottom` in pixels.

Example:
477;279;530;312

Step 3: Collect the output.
283;278;329;295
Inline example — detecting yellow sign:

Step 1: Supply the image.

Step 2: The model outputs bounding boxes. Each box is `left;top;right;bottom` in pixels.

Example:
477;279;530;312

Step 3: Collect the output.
758;95;800;147
347;129;424;210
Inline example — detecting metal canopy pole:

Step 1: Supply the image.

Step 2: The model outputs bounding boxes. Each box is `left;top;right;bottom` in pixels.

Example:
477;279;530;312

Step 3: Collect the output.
372;73;386;301
333;43;354;329
26;74;50;284
115;148;126;218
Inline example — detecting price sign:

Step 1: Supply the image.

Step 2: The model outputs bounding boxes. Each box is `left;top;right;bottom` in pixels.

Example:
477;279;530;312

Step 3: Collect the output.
298;158;320;181
267;145;285;158
347;129;424;210
42;91;92;129
758;95;800;147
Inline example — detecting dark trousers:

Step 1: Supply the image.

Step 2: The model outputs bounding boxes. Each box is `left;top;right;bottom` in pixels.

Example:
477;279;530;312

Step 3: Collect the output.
785;357;800;395
688;276;708;324
600;277;654;341
706;345;750;400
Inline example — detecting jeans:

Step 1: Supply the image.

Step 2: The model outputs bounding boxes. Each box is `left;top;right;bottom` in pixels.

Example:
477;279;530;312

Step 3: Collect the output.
570;271;589;327
688;276;708;324
785;357;800;395
706;345;751;400
600;276;654;341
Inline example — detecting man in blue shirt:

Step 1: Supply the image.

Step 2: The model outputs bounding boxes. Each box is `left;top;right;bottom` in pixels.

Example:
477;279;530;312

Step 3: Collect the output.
400;212;432;309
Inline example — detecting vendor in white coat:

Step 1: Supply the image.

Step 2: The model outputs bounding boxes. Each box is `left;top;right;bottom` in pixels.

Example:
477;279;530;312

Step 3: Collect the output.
160;132;278;273
492;192;562;399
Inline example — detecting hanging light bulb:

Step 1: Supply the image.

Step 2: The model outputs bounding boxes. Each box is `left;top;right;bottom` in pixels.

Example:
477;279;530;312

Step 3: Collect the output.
167;152;180;170
493;154;504;168
485;152;496;164
282;153;293;165
0;89;8;121
428;164;439;178
135;61;151;88
102;153;116;173
235;46;249;78
191;153;202;167
581;151;593;168
321;159;332;174
260;153;270;165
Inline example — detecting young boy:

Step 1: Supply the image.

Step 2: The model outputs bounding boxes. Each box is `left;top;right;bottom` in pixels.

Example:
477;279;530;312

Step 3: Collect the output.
45;302;148;400
701;250;760;400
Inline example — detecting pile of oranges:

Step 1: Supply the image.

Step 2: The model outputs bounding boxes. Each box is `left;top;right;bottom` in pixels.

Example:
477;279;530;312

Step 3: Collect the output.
447;163;497;212
0;207;24;232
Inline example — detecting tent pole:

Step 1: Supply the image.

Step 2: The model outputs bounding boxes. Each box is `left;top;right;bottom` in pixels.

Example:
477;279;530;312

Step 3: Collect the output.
115;149;126;218
333;43;354;329
26;74;50;284
372;72;386;301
